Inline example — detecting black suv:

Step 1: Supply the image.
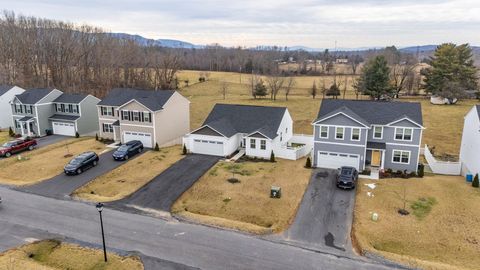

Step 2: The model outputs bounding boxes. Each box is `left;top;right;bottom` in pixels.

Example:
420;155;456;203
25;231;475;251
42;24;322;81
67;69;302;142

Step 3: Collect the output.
112;140;144;161
336;166;358;189
64;152;99;175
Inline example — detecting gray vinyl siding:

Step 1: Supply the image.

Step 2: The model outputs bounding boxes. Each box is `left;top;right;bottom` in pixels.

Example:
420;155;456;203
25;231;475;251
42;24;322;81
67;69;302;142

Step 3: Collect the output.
313;141;366;170
384;144;419;172
76;96;100;135
318;114;365;127
36;103;56;136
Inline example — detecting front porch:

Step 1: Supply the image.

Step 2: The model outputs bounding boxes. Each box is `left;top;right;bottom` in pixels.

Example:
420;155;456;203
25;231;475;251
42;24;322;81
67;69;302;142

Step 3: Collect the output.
17;116;38;137
362;142;386;180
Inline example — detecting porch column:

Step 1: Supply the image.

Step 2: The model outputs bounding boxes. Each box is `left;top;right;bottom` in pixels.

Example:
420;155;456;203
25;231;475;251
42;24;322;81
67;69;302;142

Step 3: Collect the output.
20;122;25;136
26;121;31;136
381;150;386;170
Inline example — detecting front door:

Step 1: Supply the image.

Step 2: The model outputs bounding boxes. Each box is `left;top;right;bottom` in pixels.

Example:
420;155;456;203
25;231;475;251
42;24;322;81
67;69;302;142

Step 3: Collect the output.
371;150;381;167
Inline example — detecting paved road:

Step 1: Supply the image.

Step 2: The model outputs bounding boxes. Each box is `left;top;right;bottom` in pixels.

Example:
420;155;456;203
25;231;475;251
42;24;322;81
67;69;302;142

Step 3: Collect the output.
0;187;394;270
281;168;356;254
111;154;219;213
20;150;145;199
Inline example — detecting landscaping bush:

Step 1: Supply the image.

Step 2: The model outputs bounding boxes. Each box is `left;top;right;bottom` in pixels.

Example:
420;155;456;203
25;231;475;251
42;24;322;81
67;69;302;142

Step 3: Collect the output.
182;144;187;155
199;77;206;82
472;174;479;188
305;156;311;168
95;133;99;141
154;143;160;151
360;169;371;175
75;132;79;138
270;151;275;162
418;163;425;178
8;126;14;137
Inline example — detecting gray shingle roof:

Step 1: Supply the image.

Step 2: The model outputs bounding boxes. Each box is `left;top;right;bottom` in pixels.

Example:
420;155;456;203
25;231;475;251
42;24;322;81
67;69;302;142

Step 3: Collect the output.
98;88;175;111
53;93;88;104
0;85;14;96
315;100;423;126
367;142;386;150
201;104;288;139
48;114;80;121
15;88;56;104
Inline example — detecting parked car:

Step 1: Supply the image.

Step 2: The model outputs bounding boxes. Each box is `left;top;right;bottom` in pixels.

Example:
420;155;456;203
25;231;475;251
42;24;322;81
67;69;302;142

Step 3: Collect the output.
112;140;143;161
64;152;99;175
336;166;358;189
0;137;37;158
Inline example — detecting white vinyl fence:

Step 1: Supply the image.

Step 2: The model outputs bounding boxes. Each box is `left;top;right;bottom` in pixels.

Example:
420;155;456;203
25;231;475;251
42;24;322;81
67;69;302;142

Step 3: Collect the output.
424;144;461;175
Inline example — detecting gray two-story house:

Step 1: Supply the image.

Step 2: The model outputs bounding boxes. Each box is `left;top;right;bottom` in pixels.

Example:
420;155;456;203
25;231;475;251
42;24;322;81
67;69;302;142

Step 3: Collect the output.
11;88;100;137
312;100;424;173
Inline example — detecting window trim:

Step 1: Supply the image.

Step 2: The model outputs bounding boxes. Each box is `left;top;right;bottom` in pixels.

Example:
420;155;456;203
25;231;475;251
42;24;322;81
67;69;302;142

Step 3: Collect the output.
351;128;361;141
250;138;256;149
102;123;113;133
260;139;266;150
394;127;413;142
373;126;383;139
320;126;329;139
335;127;344;140
392;149;411;164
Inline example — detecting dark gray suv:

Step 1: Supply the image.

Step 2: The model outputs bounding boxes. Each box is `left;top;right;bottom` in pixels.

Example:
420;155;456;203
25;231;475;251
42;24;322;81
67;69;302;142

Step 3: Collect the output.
336;166;358;189
64;152;99;175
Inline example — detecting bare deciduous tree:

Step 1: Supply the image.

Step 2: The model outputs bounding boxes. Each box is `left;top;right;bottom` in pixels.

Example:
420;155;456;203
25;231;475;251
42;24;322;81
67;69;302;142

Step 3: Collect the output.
220;80;229;99
284;77;296;101
266;72;285;100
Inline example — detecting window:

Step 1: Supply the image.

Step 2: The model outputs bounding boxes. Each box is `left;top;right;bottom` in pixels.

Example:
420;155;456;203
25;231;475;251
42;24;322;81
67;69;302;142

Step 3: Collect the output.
73;105;78;113
68;104;73;113
286;127;288;133
260;140;266;150
395;128;413;141
351;128;360;141
122;110;129;120
25;105;32;114
102;123;113;133
320;126;328;138
15;120;20;128
60;104;65;113
250;138;256;149
133;111;140;121
15;104;22;113
144;112;151;122
373;126;383;139
335;127;344;140
392;150;410;164
101;106;113;116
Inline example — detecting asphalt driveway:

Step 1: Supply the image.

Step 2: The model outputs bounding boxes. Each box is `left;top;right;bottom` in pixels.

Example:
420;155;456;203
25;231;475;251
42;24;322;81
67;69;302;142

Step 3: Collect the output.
281;168;356;253
36;135;69;147
111;154;219;213
20;150;145;199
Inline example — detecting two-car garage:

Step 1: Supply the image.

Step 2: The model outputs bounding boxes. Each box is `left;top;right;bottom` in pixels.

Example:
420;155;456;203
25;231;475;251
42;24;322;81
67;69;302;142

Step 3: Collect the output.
52;122;76;136
123;131;153;148
191;139;224;156
316;151;360;170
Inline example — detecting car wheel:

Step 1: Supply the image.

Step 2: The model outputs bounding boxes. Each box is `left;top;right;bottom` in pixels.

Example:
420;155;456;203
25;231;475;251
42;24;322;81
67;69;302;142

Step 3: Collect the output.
76;168;82;174
138;148;142;153
125;155;129;160
5;152;11;158
93;160;98;166
28;145;34;151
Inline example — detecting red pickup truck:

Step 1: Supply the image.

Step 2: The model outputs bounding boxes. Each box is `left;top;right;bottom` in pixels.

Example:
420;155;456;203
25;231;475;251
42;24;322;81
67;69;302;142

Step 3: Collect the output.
0;138;37;157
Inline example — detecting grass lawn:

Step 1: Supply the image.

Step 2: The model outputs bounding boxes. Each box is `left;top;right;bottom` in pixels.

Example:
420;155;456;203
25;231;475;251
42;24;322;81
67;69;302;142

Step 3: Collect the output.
0;239;143;270
176;70;473;157
172;157;312;234
0;138;107;186
0;130;11;144
73;145;183;202
353;176;480;270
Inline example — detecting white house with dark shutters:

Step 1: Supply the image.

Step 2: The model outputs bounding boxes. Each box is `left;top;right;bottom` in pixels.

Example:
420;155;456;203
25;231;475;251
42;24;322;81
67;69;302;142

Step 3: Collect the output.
0;85;25;130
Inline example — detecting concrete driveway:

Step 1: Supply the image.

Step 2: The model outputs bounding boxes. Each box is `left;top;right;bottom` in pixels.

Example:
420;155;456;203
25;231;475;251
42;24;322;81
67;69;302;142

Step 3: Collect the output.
20;150;145;199
111;154;219;213
281;168;356;254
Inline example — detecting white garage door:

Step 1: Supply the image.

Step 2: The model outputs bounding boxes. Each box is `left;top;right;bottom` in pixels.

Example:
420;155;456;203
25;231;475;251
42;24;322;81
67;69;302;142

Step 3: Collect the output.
317;151;360;170
123;131;153;148
192;139;224;156
52;122;76;136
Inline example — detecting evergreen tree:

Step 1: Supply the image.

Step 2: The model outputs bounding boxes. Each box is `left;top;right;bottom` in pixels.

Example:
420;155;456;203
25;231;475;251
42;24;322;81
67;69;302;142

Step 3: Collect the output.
270;151;276;162
310;81;317;99
305;156;312;168
473;174;479;188
8;127;14;137
254;80;268;98
182;144;187;155
355;56;394;100
154;143;160;151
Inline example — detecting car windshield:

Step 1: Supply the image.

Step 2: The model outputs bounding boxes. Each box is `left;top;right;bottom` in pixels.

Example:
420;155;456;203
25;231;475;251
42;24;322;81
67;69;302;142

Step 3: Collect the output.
69;157;83;165
341;168;353;175
117;145;130;152
2;142;15;148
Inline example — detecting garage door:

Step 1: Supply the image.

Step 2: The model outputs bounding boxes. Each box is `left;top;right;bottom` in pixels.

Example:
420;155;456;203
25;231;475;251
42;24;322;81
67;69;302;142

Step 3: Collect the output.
317;151;360;170
52;122;76;136
192;139;224;156
123;131;153;148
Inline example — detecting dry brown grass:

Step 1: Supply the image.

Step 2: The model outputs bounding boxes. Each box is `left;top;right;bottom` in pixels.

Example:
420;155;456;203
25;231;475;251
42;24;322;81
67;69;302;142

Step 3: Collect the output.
0;138;107;186
353;176;480;270
0;239;143;270
172;158;312;234
73;146;183;202
0;131;10;144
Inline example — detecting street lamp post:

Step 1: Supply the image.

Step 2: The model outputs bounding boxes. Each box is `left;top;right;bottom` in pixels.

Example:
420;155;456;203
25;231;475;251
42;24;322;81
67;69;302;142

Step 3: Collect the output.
96;202;107;262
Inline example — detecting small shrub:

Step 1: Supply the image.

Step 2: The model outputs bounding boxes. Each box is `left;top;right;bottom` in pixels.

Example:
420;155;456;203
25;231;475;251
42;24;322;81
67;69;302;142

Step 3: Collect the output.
305;156;312;168
75;131;80;138
270;151;275;162
417;163;425;178
8;126;14;137
154;143;160;151
227;178;240;184
95;133;99;141
473;174;479;188
223;197;231;203
182;144;187;155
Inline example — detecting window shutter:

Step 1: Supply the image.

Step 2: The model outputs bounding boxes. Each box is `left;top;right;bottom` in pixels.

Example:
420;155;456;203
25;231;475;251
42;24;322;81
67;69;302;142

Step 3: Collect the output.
121;110;124;120
149;112;152;123
112;107;115;116
141;112;144;122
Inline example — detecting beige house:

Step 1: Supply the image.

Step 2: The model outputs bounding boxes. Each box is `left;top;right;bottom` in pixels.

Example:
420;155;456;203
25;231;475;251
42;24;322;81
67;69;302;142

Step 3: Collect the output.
97;88;190;148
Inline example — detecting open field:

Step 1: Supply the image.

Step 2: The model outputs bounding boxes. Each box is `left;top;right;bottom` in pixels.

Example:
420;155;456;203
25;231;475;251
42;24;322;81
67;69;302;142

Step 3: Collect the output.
353;176;480;270
0;138;107;186
0;130;10;144
73;146;183;202
177;70;474;156
172;157;311;234
0;239;143;270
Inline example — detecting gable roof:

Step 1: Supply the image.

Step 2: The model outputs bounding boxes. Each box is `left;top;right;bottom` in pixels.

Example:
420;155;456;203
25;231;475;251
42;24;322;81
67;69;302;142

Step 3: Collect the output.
0;85;14;96
53;93;88;104
98;88;175;111
314;99;423;126
15;88;56;104
200;104;288;139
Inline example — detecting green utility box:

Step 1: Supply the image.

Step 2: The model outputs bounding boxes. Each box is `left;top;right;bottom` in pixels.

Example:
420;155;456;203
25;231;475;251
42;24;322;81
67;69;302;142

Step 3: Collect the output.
271;186;281;198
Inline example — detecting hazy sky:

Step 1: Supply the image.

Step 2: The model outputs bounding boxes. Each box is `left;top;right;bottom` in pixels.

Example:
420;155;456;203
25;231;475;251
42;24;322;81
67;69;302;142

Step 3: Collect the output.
1;0;479;48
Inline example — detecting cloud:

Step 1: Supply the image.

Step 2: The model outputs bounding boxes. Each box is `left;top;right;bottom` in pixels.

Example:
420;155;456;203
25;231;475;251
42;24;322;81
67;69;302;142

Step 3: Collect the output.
1;0;479;48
